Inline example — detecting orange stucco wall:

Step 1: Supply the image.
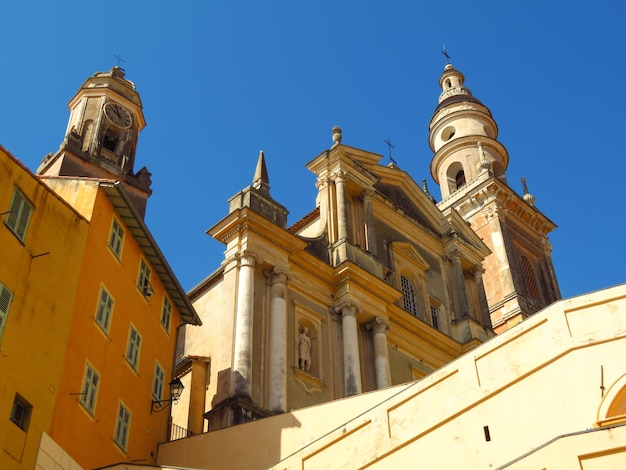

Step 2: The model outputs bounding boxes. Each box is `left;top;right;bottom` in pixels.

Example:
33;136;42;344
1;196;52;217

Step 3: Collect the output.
47;183;182;468
0;147;88;470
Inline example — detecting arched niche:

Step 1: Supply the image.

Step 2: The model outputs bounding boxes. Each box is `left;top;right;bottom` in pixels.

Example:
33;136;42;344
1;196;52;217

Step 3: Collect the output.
597;372;626;426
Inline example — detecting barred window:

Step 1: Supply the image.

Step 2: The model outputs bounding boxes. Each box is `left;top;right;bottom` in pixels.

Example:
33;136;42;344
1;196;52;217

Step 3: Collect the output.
521;256;541;301
401;275;419;317
430;305;440;330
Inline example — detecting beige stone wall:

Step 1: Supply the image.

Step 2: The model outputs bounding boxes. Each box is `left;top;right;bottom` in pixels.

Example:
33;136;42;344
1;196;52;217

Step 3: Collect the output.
159;283;626;469
35;433;82;470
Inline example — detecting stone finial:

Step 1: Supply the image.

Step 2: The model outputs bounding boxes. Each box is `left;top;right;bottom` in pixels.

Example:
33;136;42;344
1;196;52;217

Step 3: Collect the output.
332;126;342;145
521;177;535;206
252;150;270;194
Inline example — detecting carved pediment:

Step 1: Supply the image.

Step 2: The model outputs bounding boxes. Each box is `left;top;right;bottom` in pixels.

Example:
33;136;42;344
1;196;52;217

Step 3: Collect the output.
389;241;430;271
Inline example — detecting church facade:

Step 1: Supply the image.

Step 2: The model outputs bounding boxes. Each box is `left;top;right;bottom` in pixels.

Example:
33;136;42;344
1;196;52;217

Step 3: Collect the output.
174;63;559;433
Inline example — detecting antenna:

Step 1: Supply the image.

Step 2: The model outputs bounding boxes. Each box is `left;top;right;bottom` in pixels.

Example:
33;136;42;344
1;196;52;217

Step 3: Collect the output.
384;139;397;165
442;44;451;64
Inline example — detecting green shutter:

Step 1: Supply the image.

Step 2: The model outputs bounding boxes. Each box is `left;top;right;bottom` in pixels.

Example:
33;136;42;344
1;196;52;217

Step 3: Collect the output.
0;284;13;342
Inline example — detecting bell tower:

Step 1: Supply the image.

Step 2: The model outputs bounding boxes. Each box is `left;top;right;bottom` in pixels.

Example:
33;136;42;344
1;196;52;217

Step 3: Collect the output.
37;66;152;217
429;63;560;333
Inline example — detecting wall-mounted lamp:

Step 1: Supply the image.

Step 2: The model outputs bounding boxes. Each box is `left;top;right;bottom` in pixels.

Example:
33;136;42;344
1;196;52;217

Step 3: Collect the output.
151;378;184;414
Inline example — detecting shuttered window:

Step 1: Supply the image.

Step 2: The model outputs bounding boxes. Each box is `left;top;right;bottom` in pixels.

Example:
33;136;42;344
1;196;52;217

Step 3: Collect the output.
137;259;152;296
5;188;33;242
113;402;131;451
80;363;100;415
108;218;125;260
0;283;13;345
125;326;141;371
161;296;172;333
95;286;114;334
152;362;165;400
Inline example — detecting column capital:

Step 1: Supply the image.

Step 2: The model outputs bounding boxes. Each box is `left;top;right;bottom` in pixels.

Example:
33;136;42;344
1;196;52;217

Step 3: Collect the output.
367;317;390;334
315;175;330;190
472;266;486;277
362;188;376;201
264;266;288;284
447;249;463;264
331;300;361;317
237;251;259;267
331;169;348;183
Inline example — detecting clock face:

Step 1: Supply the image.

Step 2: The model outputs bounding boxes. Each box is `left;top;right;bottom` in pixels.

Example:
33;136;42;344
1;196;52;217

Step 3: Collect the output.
104;102;133;128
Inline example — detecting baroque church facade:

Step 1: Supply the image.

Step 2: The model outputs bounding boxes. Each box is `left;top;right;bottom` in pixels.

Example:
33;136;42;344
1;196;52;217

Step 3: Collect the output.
174;63;560;433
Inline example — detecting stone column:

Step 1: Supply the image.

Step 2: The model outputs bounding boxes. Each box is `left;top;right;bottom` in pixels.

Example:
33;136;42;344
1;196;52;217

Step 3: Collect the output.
473;267;492;329
370;318;391;389
232;253;256;398
188;359;209;435
363;189;378;256
338;302;361;396
265;267;288;413
451;250;470;318
333;170;348;242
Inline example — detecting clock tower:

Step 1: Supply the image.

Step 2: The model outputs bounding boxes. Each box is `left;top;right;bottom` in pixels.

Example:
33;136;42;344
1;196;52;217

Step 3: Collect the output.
37;66;152;218
429;63;561;333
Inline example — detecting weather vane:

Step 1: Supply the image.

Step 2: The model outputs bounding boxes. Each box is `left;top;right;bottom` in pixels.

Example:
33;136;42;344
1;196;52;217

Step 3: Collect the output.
113;53;126;68
442;44;451;65
384;139;397;165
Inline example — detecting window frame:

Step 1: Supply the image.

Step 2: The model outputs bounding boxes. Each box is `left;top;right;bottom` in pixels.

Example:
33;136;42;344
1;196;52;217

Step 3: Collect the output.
125;325;142;371
79;362;100;416
160;295;172;333
95;285;114;335
10;394;32;431
152;362;166;401
113;402;131;452
5;187;34;242
108;217;125;260
0;282;13;346
137;258;152;297
400;274;419;317
430;304;440;330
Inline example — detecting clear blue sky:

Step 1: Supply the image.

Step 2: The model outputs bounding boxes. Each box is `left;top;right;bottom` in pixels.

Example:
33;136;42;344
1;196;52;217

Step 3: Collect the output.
1;1;624;298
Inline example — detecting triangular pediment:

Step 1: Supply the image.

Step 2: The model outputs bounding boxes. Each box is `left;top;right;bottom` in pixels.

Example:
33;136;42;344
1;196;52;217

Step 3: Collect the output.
389;241;430;271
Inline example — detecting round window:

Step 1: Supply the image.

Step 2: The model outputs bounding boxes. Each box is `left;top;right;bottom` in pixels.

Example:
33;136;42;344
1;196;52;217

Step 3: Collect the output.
441;126;456;142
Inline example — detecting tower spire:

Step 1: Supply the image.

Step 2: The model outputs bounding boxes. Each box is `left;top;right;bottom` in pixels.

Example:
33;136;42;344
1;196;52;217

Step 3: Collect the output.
252;150;270;195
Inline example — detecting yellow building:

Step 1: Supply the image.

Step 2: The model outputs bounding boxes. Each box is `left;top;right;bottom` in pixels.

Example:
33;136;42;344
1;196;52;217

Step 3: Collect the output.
0;66;201;470
175;135;495;434
173;63;560;436
0;145;88;470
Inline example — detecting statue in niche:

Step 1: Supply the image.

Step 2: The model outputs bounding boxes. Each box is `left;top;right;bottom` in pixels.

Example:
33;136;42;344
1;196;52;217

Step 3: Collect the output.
298;327;312;372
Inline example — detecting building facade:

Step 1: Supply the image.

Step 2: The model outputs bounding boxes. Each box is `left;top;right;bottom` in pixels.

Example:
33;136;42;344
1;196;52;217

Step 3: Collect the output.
159;283;626;469
0;67;201;470
0;145;88;470
429;64;560;332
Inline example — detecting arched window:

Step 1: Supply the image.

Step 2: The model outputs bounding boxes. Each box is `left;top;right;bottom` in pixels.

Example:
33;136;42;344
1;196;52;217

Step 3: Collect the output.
455;170;466;189
401;275;418;317
103;129;119;153
521;256;540;301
